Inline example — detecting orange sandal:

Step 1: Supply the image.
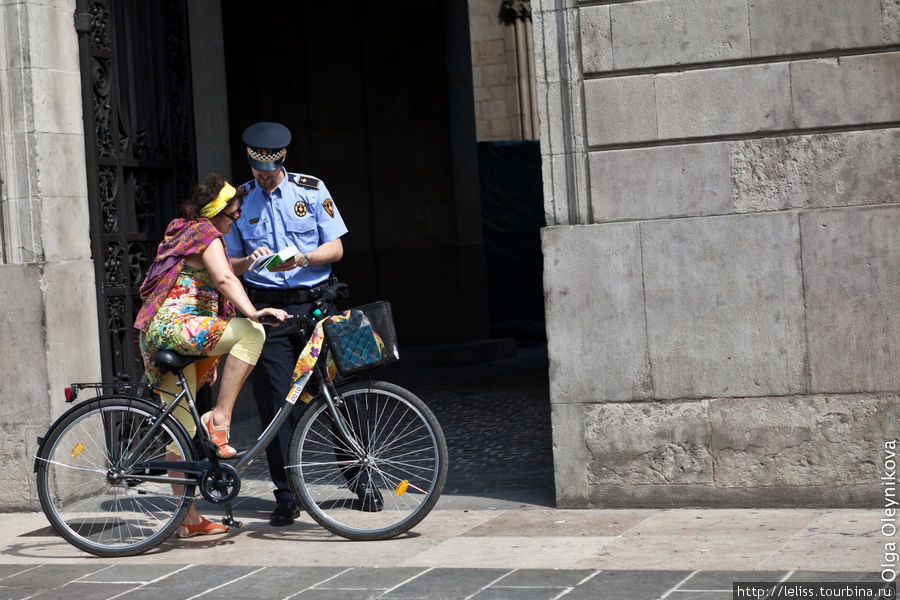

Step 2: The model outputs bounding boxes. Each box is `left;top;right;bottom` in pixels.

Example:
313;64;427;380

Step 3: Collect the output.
201;411;237;459
176;517;228;539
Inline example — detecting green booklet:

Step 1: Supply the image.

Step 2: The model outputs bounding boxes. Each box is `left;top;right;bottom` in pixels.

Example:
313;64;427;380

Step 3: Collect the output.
249;246;299;273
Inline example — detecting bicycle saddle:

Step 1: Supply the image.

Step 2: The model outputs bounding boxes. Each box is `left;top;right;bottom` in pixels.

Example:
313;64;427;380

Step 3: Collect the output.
153;350;208;374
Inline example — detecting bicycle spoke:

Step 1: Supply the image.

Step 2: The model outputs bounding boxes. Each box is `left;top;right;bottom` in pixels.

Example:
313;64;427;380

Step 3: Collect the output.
37;398;194;556
288;382;446;540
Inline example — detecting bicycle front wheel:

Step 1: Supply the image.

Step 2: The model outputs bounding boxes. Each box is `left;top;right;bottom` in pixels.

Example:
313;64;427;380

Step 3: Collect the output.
36;396;195;557
287;380;448;540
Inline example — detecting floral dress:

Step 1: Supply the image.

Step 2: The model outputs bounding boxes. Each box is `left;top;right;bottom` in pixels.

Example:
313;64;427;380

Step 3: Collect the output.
139;265;229;385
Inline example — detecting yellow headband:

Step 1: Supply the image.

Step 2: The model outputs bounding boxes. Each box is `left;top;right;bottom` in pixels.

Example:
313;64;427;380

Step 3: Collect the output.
199;182;236;218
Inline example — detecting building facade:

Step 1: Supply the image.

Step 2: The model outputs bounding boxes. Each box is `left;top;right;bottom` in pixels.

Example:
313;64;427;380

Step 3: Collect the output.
0;0;896;511
537;0;899;506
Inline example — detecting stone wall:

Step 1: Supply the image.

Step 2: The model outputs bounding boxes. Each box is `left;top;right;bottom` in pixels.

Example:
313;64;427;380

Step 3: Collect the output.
0;0;102;509
535;0;899;507
469;0;538;140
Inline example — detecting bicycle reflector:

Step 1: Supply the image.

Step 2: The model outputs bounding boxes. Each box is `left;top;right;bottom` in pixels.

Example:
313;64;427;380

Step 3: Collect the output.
71;442;84;458
395;480;409;496
64;386;78;402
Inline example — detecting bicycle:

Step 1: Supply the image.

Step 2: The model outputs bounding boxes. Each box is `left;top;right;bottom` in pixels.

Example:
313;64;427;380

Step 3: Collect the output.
33;298;448;557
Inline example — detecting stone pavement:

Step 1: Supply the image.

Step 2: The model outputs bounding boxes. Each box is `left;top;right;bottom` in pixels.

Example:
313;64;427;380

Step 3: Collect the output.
1;346;890;599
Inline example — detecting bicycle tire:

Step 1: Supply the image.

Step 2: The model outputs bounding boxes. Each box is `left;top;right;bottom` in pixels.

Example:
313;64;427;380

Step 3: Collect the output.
35;395;195;557
286;380;448;540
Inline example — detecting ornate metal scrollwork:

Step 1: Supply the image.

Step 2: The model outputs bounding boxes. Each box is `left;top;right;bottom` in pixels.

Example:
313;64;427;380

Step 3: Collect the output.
103;240;126;288
89;1;111;52
92;58;113;158
132;172;158;226
98;166;117;233
79;0;196;381
127;241;149;286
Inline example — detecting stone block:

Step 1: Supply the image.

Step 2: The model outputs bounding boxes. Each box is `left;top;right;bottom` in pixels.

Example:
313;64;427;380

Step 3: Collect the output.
801;206;900;392
488;117;514;139
1;2;25;70
589;142;732;222
542;223;652;403
609;0;749;70
656;63;792;139
886;0;900;44
584;400;714;486
730;128;900;212
482;63;508;87
584;75;657;146
468;14;496;43
31;69;84;134
749;0;883;56
471;64;484;88
0;265;49;423
41;261;103;418
534;6;561;84
4;68;31;137
40;197;92;261
542;153;567;225
34;132;88;199
579;5;612;74
710;395;898;487
642;213;807;399
551;403;591;507
0;424;42;509
481;99;508;120
545;80;569;155
27;3;80;71
471;39;505;66
791;52;900;128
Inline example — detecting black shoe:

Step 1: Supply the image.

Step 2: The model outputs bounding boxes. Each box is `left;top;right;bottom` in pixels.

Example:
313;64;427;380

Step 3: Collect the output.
269;497;301;527
357;487;384;512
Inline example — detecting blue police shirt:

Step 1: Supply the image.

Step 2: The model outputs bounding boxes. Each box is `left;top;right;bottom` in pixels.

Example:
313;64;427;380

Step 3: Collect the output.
224;169;348;289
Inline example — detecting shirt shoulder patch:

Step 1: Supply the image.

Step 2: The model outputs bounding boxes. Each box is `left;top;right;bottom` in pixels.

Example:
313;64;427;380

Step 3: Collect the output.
241;179;256;192
288;172;320;190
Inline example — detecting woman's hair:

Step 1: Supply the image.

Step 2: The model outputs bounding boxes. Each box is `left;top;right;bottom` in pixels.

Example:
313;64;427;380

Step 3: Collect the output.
179;172;248;219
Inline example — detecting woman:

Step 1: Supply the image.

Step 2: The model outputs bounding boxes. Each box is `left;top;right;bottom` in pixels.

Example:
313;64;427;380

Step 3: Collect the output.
134;173;287;538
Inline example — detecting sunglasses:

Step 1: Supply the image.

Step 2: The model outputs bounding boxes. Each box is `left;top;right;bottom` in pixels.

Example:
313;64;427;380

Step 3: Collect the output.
221;207;242;222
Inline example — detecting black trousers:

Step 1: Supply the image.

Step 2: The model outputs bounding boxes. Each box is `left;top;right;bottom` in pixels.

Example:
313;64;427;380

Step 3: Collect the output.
250;298;371;501
249;300;312;500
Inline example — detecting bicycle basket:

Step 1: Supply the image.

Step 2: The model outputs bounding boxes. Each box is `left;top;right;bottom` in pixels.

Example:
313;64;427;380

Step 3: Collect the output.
323;301;399;376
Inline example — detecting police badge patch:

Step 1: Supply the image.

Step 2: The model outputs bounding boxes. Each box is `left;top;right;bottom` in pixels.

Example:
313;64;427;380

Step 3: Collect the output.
323;198;335;218
294;201;307;217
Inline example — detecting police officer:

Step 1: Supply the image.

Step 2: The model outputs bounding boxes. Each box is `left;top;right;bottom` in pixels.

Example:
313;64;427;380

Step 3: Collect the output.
224;122;348;526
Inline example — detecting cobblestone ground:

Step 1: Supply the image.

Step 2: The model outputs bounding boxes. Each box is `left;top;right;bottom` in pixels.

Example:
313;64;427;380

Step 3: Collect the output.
382;344;554;500
229;344;555;508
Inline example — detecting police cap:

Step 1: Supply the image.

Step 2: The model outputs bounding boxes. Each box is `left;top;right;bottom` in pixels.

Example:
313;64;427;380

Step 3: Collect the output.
242;122;291;171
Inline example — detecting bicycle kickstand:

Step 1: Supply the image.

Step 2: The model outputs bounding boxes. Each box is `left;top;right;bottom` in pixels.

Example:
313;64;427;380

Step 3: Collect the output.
222;502;242;528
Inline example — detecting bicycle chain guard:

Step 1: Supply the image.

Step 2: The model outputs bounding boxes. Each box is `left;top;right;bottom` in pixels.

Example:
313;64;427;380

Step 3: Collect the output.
199;463;241;504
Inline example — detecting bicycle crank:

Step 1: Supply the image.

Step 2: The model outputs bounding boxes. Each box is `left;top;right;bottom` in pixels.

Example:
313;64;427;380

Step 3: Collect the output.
199;463;241;504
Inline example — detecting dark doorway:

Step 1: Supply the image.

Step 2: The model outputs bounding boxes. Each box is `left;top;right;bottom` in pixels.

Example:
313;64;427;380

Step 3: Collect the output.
221;1;491;347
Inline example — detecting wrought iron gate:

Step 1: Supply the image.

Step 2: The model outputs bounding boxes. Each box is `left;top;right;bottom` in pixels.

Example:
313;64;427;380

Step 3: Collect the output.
75;0;197;380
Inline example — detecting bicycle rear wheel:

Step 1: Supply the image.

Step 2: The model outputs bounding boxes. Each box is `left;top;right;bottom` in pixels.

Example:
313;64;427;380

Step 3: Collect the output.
287;380;448;540
35;396;195;557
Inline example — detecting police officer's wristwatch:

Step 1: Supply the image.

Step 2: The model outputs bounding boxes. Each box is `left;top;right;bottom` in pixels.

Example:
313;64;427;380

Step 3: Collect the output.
299;253;309;268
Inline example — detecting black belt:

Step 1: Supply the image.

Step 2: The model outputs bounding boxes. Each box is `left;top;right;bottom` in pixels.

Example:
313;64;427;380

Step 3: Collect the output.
246;283;326;306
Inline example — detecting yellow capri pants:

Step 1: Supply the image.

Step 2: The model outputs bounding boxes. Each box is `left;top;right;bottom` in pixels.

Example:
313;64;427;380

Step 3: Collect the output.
159;317;265;441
